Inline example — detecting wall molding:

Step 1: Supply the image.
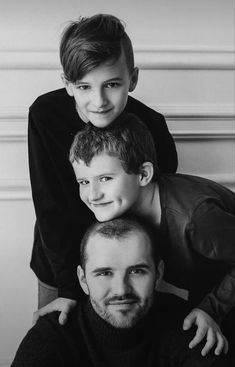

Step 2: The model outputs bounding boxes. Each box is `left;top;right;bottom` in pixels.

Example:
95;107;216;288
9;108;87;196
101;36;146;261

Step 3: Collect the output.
0;179;31;201
0;104;234;142
0;47;234;70
0;174;234;201
0;358;12;367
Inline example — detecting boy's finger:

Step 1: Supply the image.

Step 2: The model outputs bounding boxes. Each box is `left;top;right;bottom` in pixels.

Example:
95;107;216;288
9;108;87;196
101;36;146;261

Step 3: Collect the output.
59;311;68;325
189;326;207;349
32;311;39;326
201;329;215;356
214;333;225;356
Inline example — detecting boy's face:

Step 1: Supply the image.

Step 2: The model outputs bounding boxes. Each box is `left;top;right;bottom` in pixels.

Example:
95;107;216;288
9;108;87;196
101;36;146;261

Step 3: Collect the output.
72;153;142;222
63;50;138;128
78;231;158;328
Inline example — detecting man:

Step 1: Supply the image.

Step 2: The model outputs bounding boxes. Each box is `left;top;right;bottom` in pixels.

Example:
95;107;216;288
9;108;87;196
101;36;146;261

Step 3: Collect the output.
11;217;232;366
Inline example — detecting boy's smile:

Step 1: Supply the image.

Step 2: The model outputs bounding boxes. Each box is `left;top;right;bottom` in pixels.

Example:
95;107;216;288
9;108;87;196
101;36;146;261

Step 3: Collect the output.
63;50;138;128
72;153;142;222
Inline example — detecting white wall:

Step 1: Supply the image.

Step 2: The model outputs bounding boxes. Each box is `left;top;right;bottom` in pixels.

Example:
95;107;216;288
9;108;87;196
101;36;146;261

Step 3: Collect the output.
0;1;234;365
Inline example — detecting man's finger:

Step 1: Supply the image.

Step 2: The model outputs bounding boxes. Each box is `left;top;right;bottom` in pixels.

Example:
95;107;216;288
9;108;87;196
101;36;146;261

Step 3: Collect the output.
201;329;216;356
189;326;207;349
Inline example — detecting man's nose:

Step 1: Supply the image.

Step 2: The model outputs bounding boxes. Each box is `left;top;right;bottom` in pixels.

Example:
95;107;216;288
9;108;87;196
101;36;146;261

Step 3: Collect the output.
112;274;131;295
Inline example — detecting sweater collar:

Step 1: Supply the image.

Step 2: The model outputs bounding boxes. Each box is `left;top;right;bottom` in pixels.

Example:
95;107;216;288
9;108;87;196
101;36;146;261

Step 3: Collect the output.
83;299;156;349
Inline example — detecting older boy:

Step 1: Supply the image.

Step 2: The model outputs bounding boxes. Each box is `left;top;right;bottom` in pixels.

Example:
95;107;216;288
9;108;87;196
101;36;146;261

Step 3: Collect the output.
11;217;233;366
69;113;235;357
29;14;177;320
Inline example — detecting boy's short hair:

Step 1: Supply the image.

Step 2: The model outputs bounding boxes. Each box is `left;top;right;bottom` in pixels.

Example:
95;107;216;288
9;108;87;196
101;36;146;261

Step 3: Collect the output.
80;215;162;270
60;14;134;83
69;112;159;181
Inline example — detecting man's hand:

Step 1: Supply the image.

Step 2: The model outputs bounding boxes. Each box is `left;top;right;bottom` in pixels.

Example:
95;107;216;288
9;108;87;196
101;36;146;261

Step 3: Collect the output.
183;308;229;356
33;297;77;326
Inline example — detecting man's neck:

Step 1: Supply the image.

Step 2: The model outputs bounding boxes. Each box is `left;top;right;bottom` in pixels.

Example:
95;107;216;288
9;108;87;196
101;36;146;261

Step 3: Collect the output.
132;182;161;226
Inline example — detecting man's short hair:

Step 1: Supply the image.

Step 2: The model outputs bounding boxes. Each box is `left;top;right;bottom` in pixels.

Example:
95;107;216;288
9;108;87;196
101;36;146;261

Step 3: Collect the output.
60;13;134;83
80;215;162;270
69;112;159;181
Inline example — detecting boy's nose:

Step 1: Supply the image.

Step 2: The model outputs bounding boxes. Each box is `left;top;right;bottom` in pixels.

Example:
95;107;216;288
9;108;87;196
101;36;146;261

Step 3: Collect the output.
88;183;103;202
92;89;107;109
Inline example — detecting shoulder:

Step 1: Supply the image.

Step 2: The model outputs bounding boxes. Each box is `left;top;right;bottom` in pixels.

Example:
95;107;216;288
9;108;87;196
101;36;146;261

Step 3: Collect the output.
126;96;165;124
28;88;82;133
29;88;76;123
11;312;81;367
160;173;235;215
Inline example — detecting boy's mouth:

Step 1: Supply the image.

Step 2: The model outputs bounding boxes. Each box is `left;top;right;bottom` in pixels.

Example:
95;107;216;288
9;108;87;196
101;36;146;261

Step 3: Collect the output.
91;108;112;115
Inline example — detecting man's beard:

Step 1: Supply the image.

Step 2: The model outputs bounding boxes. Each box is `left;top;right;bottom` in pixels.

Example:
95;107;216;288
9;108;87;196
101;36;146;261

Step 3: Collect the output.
90;293;154;328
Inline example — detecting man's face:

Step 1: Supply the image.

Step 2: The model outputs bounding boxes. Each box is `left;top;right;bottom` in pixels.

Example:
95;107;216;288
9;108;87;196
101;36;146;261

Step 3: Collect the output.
72;154;142;222
78;231;159;328
64;50;138;128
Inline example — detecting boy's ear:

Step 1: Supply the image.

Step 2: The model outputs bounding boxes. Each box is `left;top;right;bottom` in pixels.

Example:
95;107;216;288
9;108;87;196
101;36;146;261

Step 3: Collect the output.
61;73;74;97
139;162;154;186
129;67;139;92
77;265;89;295
154;260;164;290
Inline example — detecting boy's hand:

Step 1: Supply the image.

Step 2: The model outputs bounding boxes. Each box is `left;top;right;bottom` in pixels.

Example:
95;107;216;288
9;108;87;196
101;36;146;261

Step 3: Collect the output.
183;308;229;356
33;297;77;326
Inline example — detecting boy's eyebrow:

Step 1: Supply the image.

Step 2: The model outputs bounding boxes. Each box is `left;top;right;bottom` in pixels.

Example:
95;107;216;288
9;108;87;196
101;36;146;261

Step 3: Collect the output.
75;77;124;84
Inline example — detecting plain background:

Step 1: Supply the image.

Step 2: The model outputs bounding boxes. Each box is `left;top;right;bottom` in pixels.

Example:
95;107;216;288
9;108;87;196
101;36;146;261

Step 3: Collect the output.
0;1;234;365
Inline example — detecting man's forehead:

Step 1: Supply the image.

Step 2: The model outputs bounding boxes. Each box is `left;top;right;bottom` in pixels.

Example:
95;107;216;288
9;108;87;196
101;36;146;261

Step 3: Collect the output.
85;231;152;267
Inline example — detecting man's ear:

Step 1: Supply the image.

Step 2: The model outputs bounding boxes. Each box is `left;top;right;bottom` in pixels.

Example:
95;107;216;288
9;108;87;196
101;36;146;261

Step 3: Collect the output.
155;260;164;290
77;265;89;295
129;67;139;92
139;162;154;186
61;73;74;97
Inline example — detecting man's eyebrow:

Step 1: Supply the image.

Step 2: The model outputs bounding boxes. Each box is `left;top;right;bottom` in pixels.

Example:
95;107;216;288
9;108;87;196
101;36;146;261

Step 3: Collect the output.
91;267;111;274
128;263;150;270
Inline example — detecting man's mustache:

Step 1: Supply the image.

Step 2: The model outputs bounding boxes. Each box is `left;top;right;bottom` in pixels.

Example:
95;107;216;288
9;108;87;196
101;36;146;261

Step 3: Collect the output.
105;294;140;305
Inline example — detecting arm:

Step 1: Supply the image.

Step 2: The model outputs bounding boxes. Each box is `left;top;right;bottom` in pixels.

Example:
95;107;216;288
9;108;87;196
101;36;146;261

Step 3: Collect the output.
28;98;93;301
184;202;235;354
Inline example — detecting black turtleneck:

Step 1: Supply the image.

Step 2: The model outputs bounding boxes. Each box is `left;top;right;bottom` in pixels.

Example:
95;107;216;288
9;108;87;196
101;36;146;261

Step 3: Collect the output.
11;293;233;367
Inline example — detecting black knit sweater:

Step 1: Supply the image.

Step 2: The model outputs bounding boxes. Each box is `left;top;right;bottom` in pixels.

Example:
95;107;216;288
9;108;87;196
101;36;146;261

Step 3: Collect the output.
11;293;232;367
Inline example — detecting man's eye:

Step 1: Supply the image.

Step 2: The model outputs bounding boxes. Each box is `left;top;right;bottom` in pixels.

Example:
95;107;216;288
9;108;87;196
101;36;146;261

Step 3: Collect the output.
129;269;145;275
97;271;112;277
105;82;120;88
78;180;89;186
100;176;112;182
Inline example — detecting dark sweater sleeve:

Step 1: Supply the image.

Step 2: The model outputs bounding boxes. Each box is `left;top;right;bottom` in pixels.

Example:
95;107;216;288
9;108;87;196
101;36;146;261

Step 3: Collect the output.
190;202;235;323
126;96;178;173
28;96;93;299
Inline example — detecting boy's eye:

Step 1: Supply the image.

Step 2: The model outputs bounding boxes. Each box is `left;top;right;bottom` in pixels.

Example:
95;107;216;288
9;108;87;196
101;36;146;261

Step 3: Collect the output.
100;176;112;182
78;180;89;186
105;82;120;89
76;85;90;90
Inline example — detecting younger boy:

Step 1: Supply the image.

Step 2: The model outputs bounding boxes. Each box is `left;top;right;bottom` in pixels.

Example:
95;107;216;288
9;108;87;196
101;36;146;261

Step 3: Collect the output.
69;112;235;357
29;13;177;320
